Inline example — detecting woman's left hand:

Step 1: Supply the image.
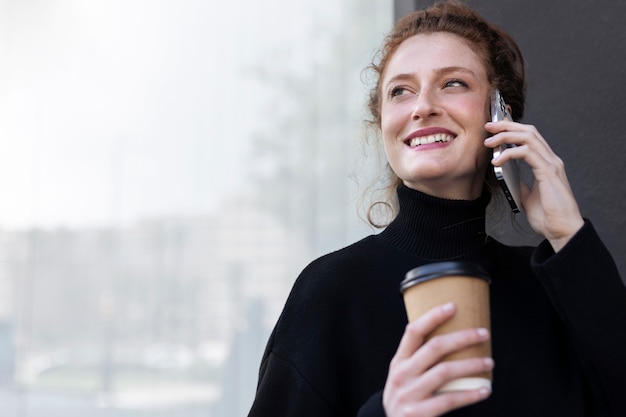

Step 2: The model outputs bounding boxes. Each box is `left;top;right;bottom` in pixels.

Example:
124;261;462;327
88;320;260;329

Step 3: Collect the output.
484;120;584;252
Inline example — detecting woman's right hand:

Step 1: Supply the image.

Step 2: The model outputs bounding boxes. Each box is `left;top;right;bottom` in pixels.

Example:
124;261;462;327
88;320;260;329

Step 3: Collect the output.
382;303;494;417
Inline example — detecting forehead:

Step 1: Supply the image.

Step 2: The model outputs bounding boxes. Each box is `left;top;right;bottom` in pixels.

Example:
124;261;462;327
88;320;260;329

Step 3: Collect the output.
384;32;488;80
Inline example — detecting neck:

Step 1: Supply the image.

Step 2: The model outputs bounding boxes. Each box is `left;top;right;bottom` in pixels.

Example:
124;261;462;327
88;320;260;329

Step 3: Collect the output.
379;184;492;261
403;169;488;201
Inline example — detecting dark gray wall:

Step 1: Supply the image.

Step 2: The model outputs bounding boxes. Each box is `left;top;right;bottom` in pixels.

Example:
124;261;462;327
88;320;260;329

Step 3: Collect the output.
394;0;626;278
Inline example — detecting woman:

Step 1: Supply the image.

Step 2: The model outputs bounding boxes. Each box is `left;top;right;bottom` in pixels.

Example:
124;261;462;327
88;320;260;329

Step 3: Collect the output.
248;1;626;416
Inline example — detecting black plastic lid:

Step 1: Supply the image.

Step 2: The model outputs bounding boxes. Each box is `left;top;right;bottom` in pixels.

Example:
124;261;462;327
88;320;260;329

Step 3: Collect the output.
400;261;491;293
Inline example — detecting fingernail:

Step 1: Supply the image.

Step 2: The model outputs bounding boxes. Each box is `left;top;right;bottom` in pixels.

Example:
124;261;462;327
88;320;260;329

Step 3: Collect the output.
477;328;489;338
483;357;494;369
442;302;455;312
478;387;491;397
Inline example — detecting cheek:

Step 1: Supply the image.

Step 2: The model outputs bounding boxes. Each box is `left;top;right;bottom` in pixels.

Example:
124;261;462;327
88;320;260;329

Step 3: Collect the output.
456;101;490;141
455;96;488;120
380;117;400;161
380;102;408;136
474;142;492;173
380;109;397;143
381;128;395;158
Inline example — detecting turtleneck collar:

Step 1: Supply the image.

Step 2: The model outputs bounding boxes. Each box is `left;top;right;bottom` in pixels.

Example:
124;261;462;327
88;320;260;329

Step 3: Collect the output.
379;184;492;261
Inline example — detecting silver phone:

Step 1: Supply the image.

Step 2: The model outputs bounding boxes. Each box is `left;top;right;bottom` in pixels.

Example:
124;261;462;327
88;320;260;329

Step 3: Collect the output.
490;90;521;213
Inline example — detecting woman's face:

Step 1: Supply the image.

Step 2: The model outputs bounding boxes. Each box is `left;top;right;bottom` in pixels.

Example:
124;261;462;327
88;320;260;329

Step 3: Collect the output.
380;32;492;200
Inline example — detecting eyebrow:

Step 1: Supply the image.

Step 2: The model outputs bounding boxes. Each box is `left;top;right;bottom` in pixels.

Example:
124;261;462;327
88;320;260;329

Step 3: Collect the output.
384;66;479;89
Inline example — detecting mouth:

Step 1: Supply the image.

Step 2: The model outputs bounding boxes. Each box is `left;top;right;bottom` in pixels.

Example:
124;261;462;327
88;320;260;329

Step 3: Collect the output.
406;133;455;147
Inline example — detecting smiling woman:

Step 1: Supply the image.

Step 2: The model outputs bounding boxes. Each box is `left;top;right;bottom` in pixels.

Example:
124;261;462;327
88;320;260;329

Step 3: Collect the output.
380;33;493;200
248;1;626;416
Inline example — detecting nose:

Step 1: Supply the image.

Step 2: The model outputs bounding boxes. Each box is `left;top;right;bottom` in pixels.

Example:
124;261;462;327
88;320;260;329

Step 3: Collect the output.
411;89;440;120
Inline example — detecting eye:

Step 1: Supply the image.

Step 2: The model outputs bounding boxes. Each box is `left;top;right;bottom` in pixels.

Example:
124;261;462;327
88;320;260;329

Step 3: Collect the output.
444;79;468;88
390;86;409;97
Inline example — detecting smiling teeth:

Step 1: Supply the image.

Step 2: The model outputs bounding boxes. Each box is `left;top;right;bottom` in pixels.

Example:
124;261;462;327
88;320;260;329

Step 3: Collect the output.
409;134;454;147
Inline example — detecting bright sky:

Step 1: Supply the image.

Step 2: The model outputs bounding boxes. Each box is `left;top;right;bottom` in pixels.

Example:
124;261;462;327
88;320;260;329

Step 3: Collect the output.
0;0;340;229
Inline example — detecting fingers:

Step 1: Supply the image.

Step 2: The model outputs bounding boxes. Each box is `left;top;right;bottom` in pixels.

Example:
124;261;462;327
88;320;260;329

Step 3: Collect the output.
484;121;566;175
390;326;491;395
415;385;492;417
485;120;546;145
398;354;493;399
406;327;490;376
420;356;493;393
385;354;494;417
483;120;584;249
484;122;556;171
393;302;456;362
484;120;547;153
390;388;491;417
384;303;494;417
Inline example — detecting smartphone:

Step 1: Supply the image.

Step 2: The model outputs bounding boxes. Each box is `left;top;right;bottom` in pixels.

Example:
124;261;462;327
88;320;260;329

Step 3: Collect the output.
490;90;522;213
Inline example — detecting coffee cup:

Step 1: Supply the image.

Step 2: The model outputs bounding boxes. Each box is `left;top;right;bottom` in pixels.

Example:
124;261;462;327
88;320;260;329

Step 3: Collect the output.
400;261;492;392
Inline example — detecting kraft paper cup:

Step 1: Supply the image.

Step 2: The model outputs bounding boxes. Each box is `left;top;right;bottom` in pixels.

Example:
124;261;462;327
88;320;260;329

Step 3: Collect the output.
400;261;492;393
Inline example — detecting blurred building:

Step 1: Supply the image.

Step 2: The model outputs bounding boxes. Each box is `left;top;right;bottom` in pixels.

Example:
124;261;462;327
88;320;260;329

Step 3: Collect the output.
0;201;310;412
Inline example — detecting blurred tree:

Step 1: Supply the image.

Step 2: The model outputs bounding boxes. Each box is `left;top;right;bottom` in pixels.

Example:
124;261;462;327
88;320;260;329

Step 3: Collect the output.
246;0;391;256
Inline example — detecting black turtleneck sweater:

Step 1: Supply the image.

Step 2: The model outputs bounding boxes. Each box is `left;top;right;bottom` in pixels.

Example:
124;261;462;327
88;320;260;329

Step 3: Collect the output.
248;185;626;417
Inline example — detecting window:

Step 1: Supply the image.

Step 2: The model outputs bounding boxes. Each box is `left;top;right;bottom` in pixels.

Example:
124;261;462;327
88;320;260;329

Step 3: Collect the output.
0;0;392;415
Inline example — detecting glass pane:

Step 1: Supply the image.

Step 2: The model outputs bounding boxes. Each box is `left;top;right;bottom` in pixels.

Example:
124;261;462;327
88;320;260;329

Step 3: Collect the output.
0;0;393;415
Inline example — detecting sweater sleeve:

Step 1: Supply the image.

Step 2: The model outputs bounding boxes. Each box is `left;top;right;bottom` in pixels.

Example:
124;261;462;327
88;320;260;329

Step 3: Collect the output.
249;334;388;417
531;219;626;417
248;351;334;417
248;237;407;417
